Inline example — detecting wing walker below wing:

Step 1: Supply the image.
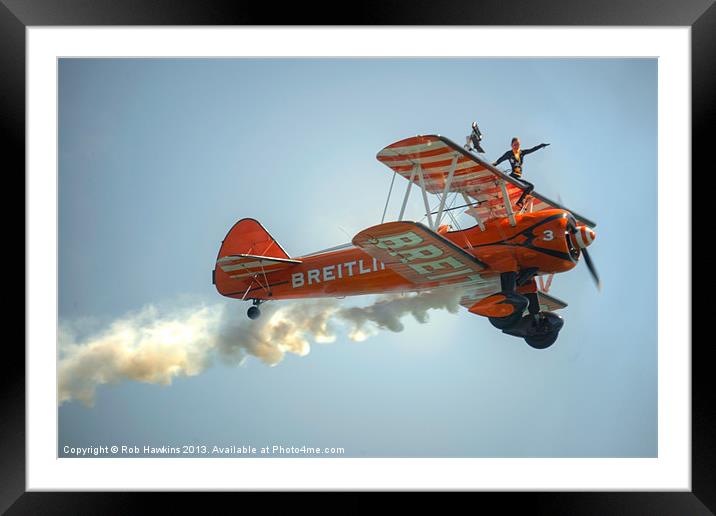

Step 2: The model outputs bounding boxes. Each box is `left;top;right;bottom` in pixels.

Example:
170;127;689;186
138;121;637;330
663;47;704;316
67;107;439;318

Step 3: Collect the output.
214;125;600;349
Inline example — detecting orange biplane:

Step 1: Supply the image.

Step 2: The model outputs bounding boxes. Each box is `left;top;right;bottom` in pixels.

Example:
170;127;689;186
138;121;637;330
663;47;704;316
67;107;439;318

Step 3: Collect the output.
213;129;599;349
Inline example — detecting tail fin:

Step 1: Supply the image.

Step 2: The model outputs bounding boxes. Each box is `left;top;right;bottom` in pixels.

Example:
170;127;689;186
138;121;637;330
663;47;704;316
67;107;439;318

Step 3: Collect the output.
214;218;299;295
217;218;291;261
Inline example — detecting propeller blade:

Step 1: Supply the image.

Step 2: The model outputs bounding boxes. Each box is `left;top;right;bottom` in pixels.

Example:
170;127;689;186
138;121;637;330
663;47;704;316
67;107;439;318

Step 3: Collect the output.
581;247;601;290
562;194;600;291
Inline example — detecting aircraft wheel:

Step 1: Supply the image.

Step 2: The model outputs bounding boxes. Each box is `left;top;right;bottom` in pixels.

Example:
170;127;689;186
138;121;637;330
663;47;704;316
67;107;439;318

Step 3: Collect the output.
524;312;563;349
524;330;559;349
247;306;261;320
489;311;523;330
487;292;528;330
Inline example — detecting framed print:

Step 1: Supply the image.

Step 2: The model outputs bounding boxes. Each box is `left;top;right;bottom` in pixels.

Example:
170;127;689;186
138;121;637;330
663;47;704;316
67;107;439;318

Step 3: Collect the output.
5;0;713;513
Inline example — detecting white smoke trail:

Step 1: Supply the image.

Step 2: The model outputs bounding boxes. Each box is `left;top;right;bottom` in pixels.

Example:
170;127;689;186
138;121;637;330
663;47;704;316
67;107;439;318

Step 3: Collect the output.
336;288;461;340
58;305;220;407
59;289;462;407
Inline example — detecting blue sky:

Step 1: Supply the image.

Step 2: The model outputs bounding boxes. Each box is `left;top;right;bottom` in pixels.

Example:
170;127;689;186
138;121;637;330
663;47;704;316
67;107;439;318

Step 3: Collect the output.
58;58;657;457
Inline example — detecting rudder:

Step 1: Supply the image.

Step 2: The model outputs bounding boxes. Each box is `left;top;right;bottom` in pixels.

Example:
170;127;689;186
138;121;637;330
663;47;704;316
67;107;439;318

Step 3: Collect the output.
216;218;291;262
214;218;295;295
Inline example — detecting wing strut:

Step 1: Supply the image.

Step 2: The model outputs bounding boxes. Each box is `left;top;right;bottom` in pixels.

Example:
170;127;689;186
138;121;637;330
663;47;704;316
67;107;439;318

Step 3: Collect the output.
462;192;485;231
416;163;434;229
380;170;397;224
434;153;459;229
398;166;416;221
497;179;517;227
538;273;555;293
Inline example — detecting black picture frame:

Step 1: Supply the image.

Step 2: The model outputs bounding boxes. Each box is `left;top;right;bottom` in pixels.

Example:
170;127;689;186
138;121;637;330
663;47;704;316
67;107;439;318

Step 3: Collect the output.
5;0;712;512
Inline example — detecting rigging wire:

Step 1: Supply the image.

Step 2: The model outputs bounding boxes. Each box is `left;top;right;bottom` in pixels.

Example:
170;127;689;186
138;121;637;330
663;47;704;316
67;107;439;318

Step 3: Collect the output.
446;209;462;232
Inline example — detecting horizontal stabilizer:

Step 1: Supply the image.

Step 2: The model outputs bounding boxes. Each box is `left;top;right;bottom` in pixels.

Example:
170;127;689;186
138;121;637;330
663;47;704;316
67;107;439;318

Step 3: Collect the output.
216;254;301;279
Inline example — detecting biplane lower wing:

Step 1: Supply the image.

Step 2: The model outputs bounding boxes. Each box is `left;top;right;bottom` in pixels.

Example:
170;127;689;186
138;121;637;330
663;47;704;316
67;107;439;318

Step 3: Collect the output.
352;221;491;287
537;291;568;312
458;282;568;318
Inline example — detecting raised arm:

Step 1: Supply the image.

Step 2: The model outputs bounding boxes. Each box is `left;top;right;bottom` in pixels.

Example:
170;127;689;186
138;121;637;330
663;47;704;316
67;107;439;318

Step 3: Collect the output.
492;150;511;166
521;143;550;156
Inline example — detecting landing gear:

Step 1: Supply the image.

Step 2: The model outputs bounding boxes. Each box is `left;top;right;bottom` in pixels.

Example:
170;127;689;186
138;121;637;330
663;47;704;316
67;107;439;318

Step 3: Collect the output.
524;328;559;349
488;272;528;330
523;312;563;349
247;299;263;320
488;309;524;330
488;292;527;329
500;311;564;349
493;272;564;349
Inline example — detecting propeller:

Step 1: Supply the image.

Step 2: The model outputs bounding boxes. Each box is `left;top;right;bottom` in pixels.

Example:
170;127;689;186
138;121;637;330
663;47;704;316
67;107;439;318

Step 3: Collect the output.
581;246;601;290
566;214;601;291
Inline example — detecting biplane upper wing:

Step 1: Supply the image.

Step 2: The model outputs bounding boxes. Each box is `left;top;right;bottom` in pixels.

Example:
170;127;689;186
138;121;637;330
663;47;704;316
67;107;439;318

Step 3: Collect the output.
352;221;493;287
377;135;596;228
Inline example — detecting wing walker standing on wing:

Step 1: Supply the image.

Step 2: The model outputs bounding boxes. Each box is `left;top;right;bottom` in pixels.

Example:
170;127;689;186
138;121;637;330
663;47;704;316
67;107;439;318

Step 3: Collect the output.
214;122;600;349
492;137;550;209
